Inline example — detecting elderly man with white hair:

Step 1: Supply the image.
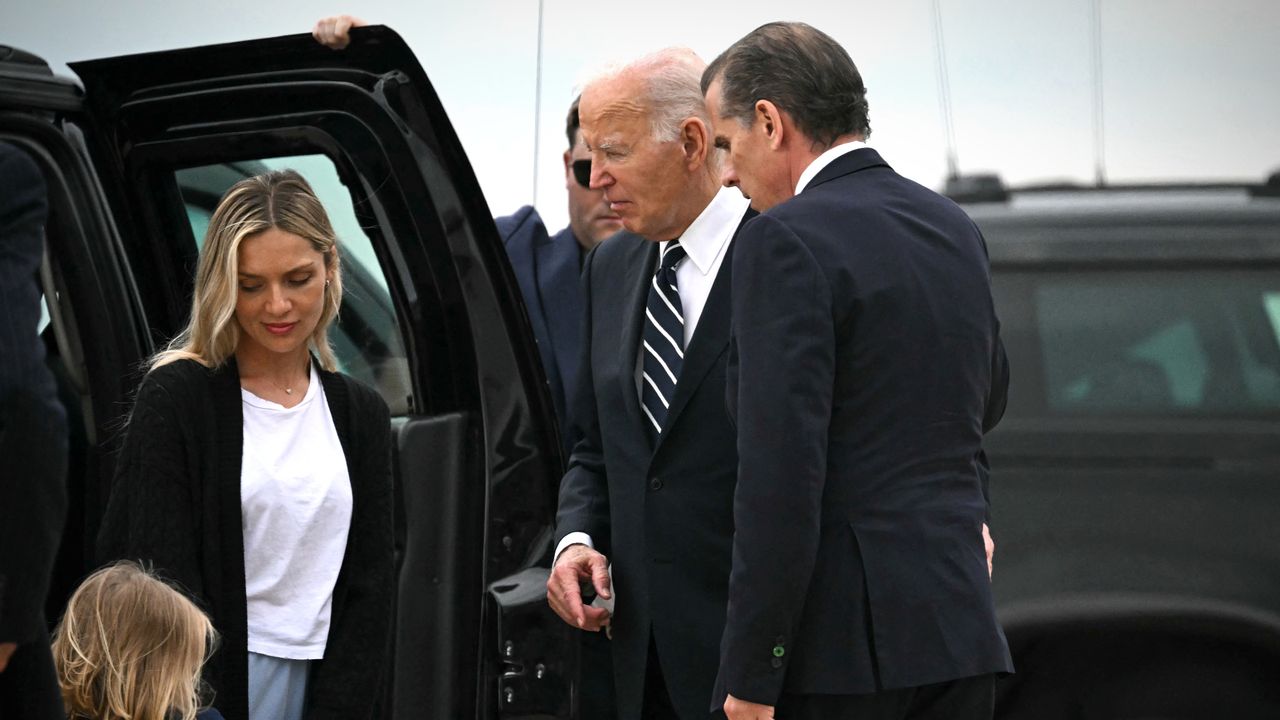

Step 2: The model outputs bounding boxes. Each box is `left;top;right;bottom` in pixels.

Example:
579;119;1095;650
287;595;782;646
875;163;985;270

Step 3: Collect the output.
545;48;753;720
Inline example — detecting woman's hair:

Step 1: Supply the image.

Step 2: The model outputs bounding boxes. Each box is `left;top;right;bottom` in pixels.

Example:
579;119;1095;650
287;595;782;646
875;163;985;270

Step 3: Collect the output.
152;169;344;371
51;561;218;720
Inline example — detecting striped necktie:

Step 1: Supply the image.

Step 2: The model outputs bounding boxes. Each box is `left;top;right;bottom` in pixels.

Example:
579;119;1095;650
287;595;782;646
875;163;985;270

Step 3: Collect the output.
642;240;688;436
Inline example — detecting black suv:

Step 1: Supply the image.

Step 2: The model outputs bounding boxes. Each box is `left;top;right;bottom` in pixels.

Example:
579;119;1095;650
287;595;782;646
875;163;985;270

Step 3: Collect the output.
956;179;1280;718
2;28;574;719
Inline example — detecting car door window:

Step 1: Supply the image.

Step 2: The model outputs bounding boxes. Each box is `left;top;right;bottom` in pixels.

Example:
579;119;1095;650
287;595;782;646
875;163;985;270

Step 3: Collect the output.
995;270;1280;417
175;154;410;415
1266;292;1280;345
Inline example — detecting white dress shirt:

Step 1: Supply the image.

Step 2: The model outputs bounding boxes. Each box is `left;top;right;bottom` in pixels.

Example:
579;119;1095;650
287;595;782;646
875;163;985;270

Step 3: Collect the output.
795;140;869;195
555;186;752;565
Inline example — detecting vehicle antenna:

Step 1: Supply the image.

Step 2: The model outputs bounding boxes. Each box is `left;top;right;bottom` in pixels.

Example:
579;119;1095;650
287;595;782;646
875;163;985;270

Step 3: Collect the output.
1091;0;1107;186
931;0;960;180
532;0;545;206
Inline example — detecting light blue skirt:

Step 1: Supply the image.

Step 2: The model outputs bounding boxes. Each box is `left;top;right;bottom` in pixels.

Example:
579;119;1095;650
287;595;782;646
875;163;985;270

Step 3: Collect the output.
247;652;311;720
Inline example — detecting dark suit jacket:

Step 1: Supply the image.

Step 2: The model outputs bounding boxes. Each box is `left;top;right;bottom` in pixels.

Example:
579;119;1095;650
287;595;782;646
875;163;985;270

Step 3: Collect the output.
0;142;68;646
496;206;584;457
556;209;754;720
716;148;1013;707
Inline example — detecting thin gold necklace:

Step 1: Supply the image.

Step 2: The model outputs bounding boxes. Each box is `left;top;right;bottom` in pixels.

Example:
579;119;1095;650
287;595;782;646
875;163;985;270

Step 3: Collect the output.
266;361;309;396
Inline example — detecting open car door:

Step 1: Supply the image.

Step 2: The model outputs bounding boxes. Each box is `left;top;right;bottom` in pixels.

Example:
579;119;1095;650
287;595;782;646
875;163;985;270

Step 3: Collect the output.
65;26;574;719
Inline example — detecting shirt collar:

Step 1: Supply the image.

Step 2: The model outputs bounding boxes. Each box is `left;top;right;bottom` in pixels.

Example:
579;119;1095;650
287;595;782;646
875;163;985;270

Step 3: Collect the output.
795;140;869;195
662;186;751;276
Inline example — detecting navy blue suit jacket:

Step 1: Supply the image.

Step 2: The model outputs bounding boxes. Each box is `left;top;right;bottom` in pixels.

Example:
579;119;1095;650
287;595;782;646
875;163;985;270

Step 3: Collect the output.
495;206;585;457
0;142;67;645
717;148;1012;707
556;208;756;720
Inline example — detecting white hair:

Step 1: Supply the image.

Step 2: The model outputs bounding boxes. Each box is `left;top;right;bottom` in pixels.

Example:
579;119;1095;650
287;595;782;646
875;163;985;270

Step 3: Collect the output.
585;47;710;143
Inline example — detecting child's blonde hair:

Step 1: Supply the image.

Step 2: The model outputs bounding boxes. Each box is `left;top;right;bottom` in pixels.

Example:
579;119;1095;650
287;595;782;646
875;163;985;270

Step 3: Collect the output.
51;561;218;720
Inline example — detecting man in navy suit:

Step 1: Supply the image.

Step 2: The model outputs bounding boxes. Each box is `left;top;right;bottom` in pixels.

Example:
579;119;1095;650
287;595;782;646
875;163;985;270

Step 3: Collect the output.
546;49;754;720
495;95;623;458
702;23;1011;720
0;142;68;719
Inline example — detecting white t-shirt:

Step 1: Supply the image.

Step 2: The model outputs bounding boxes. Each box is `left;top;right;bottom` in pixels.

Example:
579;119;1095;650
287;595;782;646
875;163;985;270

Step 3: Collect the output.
240;363;353;660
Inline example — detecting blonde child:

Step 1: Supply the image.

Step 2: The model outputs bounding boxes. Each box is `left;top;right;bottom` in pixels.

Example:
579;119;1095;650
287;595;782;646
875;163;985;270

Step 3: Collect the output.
51;561;221;720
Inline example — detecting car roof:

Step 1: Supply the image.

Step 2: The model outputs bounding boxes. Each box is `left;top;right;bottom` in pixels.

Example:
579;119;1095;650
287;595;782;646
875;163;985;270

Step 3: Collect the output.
0;45;83;112
958;183;1280;266
0;45;54;76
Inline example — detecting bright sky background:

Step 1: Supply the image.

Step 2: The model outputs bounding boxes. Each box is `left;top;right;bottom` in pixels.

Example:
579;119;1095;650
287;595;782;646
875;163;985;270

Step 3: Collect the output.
7;0;1280;234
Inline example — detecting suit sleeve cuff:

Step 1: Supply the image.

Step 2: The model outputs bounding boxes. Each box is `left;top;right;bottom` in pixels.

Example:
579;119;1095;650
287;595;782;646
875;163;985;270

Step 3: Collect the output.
553;532;594;566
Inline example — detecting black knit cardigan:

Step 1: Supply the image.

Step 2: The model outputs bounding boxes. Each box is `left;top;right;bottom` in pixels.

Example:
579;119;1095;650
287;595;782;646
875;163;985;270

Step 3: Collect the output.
98;358;393;720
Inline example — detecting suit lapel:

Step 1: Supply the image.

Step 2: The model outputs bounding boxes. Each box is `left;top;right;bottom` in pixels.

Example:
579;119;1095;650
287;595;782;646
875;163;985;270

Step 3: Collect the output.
653;208;756;456
617;236;659;442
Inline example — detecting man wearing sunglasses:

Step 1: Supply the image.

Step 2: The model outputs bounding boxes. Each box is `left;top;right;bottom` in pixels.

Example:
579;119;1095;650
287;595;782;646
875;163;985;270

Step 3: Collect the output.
563;98;627;254
494;95;624;461
494;95;623;720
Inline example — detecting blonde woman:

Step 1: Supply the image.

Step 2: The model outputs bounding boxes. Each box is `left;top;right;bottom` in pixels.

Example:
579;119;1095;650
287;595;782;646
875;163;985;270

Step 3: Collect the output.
52;561;222;720
97;170;393;720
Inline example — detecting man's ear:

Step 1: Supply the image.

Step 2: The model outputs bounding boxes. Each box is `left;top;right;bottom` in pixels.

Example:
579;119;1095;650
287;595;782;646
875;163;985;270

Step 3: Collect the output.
563;149;574;187
755;99;785;151
680;116;710;168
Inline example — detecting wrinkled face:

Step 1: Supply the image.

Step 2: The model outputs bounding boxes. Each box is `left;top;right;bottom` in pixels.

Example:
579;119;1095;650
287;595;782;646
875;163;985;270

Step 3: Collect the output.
705;79;791;212
579;76;693;240
235;227;329;359
564;129;623;249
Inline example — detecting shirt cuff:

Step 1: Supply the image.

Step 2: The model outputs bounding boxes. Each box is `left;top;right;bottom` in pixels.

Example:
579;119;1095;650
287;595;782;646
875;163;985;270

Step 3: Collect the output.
553;532;594;566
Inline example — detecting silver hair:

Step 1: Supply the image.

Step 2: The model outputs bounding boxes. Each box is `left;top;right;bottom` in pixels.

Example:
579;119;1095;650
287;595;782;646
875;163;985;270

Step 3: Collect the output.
639;49;709;142
587;48;710;143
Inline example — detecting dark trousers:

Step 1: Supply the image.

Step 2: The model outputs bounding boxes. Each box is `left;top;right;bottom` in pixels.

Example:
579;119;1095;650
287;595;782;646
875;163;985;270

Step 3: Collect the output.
0;639;64;720
579;628;616;719
775;674;995;720
640;635;727;720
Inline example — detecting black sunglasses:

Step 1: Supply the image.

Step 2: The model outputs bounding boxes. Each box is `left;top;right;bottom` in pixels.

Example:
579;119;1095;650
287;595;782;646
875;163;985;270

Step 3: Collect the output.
572;159;592;188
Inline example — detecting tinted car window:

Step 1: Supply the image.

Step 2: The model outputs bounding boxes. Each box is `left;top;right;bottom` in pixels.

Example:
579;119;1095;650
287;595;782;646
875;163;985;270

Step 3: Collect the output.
174;154;411;414
994;270;1280;417
1267;292;1280;342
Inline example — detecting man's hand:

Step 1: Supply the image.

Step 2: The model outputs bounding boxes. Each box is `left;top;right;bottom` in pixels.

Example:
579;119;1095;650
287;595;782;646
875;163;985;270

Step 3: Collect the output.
311;14;367;49
983;522;995;579
724;693;773;720
546;544;612;631
0;642;17;673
